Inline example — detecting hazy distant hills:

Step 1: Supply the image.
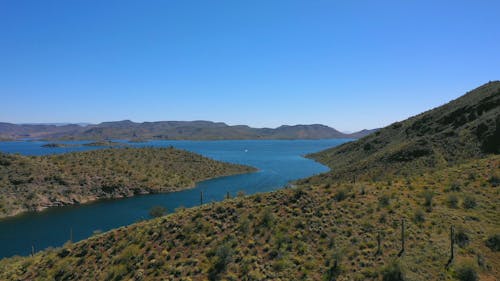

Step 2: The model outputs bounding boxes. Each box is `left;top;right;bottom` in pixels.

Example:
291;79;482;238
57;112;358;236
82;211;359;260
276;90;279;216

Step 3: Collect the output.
0;121;376;140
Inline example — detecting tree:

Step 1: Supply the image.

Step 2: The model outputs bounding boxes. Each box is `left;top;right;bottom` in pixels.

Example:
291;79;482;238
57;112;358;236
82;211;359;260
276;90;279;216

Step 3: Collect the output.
149;206;167;218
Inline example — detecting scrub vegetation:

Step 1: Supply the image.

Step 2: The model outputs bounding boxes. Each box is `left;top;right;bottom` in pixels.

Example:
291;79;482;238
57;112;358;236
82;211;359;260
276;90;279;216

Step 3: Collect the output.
0;82;498;280
0;147;256;218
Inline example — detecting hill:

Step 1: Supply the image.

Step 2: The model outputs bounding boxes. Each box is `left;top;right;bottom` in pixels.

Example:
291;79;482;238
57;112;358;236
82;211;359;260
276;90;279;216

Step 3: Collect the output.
304;81;500;183
0;155;497;280
0;82;498;280
0;121;375;141
0;147;255;218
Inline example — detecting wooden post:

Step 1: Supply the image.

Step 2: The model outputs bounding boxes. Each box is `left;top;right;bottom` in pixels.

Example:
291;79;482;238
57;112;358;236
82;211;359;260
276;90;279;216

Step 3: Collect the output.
398;219;405;257
446;225;455;269
226;191;230;199
200;191;203;206
31;245;35;256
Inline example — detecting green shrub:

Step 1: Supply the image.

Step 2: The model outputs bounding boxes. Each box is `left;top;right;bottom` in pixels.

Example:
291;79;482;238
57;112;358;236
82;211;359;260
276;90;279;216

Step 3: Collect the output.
446;182;461;192
447;194;459;208
488;175;499;187
208;244;233;281
485;234;500;251
413;209;425;224
149;205;167;218
455;264;478;281
324;251;343;281
334;189;348;202
381;261;405;281
462;196;477;209
378;194;390;207
455;228;470;248
422;190;434;211
260;208;275;228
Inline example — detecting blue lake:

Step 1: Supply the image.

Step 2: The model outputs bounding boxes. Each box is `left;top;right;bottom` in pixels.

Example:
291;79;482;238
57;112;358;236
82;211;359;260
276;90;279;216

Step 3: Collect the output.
0;139;350;258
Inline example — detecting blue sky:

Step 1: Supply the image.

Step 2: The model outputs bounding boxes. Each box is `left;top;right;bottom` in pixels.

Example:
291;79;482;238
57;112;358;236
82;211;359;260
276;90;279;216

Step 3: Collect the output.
1;0;499;131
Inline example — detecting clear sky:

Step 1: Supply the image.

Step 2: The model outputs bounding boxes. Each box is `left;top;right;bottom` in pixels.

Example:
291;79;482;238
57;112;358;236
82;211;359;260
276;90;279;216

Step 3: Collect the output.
1;0;499;131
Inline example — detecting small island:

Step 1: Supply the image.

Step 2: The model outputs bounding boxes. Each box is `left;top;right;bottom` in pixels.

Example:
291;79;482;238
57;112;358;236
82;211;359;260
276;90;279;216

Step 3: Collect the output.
128;138;149;143
0;147;256;218
82;141;128;147
41;143;77;148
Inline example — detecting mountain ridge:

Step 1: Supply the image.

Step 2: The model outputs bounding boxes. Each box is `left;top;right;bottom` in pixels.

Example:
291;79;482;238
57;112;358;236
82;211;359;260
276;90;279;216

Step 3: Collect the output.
0;121;376;140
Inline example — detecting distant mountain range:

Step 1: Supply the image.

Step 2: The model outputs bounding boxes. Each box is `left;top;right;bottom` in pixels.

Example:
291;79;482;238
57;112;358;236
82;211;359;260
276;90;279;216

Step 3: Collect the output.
0;121;377;141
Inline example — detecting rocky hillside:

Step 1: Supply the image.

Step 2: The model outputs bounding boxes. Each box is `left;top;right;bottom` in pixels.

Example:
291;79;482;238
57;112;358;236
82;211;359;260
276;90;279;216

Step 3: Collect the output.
0;155;497;280
0;82;498;281
0;147;256;218
305;81;499;183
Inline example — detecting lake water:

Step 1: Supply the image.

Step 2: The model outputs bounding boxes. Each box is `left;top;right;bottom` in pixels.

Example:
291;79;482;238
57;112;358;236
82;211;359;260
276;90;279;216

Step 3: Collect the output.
0;139;350;258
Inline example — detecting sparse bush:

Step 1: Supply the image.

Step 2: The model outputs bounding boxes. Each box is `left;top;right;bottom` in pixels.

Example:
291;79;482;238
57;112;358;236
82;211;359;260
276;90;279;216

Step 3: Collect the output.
455;263;478;281
334;189;348;202
455;228;470;248
324;251;343;281
260;207;275;228
208;244;233;281
378;194;390;207
149;206;167;218
381;261;405;281
485;234;500;251
462;196;477;209
446;182;461;192
422;190;434;211
413;209;425;224
447;194;459;208
488;175;499;187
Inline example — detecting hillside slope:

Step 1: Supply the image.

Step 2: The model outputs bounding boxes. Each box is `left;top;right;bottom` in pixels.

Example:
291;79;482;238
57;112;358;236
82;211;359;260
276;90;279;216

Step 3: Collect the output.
0;155;498;280
0;82;498;281
305;81;500;183
0;147;255;218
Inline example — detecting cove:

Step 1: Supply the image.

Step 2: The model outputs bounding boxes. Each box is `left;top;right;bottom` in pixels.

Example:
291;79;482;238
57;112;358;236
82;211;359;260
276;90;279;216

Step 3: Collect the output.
0;139;351;258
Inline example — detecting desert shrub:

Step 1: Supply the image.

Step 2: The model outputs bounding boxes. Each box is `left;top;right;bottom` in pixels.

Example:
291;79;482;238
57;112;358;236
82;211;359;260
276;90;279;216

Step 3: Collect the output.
462;196;477;209
455;228;470;248
292;188;306;202
422;190;434;211
488;175;499;187
324;251;343;281
446;182;461;192
260;207;275;228
208;244;233;281
334;189;348;202
485;234;500;251
413;209;425;224
447;194;459;208
149;206;167;218
239;217;250;234
381;261;405;281
378;194;390;207
455;264;478;281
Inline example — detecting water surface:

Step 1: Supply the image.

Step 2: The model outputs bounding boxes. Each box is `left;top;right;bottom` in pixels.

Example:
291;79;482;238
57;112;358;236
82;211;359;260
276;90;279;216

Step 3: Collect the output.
0;139;350;258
